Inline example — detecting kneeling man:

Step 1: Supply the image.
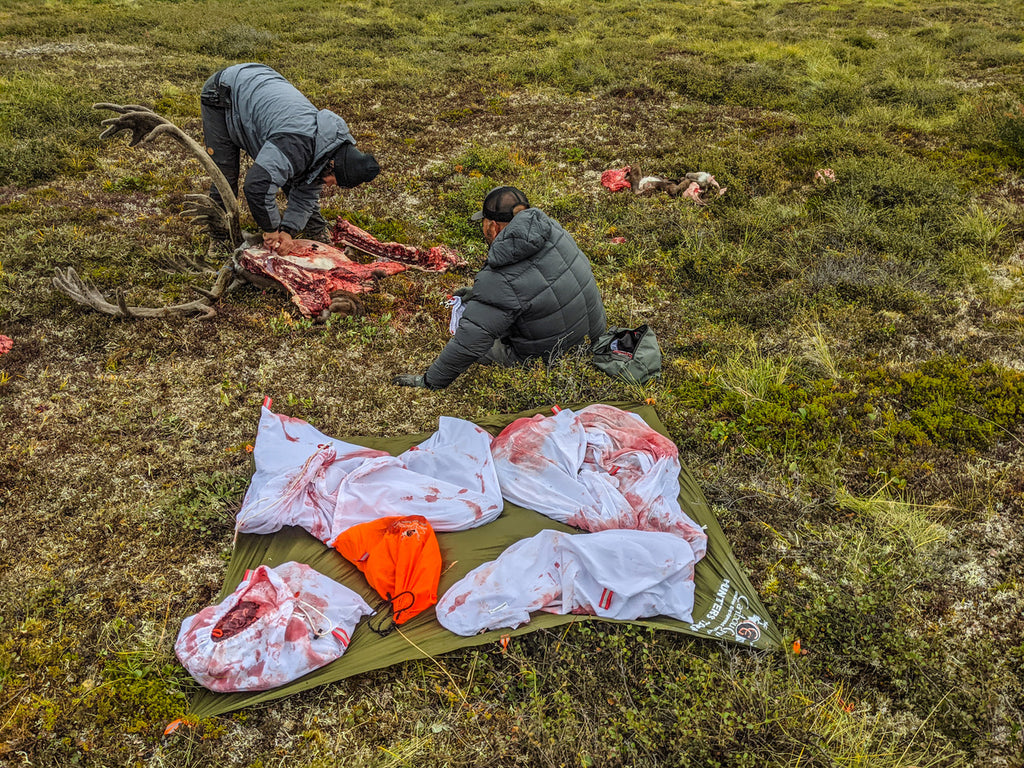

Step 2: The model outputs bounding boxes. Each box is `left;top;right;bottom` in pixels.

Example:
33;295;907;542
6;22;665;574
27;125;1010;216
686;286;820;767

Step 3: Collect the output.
394;186;607;389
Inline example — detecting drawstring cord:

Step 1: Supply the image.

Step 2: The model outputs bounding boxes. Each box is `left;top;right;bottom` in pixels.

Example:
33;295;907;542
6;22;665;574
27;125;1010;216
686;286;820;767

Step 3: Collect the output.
293;598;334;639
234;446;334;544
367;591;416;637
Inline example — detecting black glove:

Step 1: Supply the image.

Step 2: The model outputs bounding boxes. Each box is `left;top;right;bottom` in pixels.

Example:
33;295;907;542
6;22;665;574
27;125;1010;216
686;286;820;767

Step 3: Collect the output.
453;286;472;300
393;373;428;388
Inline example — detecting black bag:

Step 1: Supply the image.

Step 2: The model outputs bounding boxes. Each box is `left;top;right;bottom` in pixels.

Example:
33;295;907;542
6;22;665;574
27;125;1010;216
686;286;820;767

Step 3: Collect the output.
591;324;662;384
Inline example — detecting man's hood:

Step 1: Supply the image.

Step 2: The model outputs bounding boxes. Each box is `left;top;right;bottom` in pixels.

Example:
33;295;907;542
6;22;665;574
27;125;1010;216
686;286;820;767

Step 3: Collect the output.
486;208;553;268
305;110;356;184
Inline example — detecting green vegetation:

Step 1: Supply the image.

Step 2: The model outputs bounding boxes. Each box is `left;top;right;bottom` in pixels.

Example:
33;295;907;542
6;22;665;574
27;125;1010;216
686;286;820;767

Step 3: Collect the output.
1;0;1022;765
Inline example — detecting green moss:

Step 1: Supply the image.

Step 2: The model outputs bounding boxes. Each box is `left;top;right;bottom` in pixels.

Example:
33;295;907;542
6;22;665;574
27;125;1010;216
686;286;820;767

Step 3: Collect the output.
0;75;101;184
669;356;1023;494
192;24;276;60
159;470;248;543
450;145;520;178
91;663;187;734
0;200;31;215
440;106;475;124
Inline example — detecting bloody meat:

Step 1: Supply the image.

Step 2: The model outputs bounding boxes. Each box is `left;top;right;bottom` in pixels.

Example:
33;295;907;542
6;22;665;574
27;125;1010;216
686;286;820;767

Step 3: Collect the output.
237;219;466;317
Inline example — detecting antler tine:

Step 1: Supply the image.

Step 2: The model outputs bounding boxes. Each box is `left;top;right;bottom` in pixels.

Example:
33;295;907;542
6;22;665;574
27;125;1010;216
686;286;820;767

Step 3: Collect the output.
52;267;123;316
93;102;242;245
157;252;218;275
190;266;235;301
52;265;239;320
183;193;235;241
94;103;156;114
142;122;237;228
115;289;135;319
67;103;251;320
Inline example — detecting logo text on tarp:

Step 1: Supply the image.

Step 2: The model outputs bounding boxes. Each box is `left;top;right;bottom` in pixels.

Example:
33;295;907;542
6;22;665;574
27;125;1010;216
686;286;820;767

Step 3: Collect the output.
690;579;765;643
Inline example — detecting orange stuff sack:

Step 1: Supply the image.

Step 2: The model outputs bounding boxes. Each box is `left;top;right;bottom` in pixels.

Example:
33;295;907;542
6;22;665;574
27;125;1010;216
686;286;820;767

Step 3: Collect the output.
333;515;442;626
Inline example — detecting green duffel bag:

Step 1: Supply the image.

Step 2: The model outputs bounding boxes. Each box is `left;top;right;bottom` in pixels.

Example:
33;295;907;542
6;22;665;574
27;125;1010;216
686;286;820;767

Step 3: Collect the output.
591;324;662;384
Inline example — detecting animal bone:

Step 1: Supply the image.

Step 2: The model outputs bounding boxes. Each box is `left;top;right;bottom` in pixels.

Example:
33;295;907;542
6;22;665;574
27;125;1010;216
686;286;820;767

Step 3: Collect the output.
236;239;408;318
678;181;705;205
684;171;721;192
330;219;466;271
813;168;837;184
607;165;727;203
232;222;465;318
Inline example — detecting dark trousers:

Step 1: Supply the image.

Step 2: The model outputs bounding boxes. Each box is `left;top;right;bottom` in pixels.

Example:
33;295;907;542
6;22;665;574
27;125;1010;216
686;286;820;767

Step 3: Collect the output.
200;71;238;211
480;339;522;367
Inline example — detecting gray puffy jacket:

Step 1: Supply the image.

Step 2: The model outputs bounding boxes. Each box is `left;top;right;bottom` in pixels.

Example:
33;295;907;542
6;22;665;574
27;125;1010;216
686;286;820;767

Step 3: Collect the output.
425;208;607;388
214;63;355;233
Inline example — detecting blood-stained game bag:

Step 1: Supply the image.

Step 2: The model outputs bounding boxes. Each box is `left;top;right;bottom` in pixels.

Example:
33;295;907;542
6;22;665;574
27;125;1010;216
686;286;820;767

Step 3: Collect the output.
175;561;373;692
490;404;707;559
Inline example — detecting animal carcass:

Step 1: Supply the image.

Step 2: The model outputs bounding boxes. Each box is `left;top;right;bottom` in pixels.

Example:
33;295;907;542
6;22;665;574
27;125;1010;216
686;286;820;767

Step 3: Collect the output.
237;219;466;318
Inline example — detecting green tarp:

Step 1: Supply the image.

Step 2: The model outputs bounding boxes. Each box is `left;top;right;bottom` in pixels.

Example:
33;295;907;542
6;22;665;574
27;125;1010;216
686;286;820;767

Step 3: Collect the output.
189;402;782;718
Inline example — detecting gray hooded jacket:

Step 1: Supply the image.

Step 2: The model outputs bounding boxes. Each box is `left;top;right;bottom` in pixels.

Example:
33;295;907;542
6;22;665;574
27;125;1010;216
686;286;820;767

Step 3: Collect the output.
424;208;607;388
213;63;355;234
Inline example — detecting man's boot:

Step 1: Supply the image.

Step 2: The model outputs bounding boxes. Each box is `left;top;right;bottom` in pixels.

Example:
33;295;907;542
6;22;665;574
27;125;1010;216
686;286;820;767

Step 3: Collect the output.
305;226;332;245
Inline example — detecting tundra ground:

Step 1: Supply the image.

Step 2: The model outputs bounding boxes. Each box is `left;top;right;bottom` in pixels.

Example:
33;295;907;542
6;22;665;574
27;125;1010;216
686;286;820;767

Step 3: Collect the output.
1;1;1023;766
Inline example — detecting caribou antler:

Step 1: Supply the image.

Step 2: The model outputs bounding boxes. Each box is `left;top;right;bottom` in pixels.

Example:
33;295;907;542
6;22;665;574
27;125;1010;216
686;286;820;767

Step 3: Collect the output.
53;104;254;319
52;264;242;320
93;103;243;246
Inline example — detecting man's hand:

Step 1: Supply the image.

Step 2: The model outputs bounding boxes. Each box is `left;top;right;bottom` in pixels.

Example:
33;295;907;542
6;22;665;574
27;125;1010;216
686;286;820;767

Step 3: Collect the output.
393;373;428;388
453;286;472;300
263;230;295;255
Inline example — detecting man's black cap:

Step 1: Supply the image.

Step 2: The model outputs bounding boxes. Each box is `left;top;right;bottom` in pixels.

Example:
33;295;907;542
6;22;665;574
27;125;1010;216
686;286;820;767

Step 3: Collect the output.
331;143;380;188
470;186;531;222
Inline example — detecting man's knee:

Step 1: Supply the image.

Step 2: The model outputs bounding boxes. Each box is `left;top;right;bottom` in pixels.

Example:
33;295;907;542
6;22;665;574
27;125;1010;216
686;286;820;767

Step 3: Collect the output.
305;207;328;234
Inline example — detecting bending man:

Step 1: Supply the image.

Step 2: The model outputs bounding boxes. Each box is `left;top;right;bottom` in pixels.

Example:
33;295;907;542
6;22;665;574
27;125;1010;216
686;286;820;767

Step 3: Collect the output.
200;63;380;255
394;186;607;389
